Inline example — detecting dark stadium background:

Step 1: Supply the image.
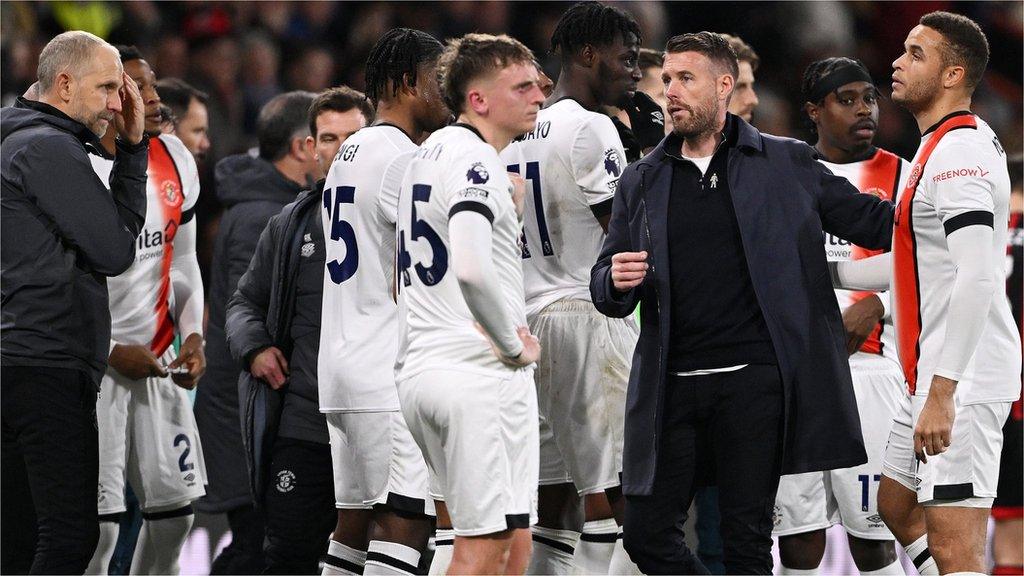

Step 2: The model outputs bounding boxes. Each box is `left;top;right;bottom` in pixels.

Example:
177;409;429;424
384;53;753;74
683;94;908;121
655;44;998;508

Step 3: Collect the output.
1;2;1020;573
3;1;1020;289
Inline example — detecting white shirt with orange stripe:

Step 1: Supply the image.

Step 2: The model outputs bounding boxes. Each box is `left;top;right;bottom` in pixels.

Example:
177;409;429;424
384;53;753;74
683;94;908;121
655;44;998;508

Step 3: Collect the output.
892;112;1021;403
821;148;909;366
91;134;202;355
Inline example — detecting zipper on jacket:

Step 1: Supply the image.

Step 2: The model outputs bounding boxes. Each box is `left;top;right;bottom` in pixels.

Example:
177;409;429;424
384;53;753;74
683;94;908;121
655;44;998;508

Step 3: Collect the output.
639;167;663;450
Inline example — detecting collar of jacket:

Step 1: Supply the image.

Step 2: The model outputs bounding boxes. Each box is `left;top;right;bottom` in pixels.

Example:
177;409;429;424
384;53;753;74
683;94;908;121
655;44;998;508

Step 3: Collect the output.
14;96;104;150
637;112;763;169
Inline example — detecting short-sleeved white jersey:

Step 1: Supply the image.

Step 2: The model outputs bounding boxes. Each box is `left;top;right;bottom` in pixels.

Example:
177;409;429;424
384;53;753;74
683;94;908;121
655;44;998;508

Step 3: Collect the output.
318;125;417;412
500;99;625;318
395;124;527;380
820;148;909;366
892;112;1021;403
90;134;200;355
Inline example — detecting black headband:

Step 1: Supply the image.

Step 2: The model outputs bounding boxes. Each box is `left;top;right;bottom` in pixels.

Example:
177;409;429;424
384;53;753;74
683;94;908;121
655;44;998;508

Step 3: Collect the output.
807;64;874;103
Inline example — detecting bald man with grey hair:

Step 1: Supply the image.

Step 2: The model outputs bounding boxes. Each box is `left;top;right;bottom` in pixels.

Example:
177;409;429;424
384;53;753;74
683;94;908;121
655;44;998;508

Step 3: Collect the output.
1;30;148;575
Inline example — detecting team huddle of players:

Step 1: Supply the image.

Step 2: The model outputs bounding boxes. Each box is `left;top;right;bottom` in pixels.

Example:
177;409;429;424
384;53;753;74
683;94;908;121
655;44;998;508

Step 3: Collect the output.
82;2;1020;576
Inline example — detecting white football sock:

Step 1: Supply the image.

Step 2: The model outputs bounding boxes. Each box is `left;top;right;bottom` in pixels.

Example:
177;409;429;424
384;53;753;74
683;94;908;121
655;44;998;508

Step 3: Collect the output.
323;539;367;576
527;526;579;575
130;507;194;575
572;518;617;574
364;540;421;575
84;517;120;575
903;534;939;576
428;529;454;576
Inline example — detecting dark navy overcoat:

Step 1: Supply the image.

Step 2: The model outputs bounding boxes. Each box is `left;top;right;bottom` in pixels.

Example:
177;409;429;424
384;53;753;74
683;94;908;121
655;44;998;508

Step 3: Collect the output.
591;114;895;495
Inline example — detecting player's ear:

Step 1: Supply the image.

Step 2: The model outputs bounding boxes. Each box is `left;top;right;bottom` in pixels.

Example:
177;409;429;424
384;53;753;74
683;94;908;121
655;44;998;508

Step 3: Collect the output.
402;72;417;97
467;89;487;116
941;64;966;90
580;44;596;67
804;102;819;124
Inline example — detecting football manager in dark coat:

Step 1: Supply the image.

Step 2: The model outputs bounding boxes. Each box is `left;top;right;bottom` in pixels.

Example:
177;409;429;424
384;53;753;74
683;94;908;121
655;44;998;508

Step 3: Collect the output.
590;32;894;574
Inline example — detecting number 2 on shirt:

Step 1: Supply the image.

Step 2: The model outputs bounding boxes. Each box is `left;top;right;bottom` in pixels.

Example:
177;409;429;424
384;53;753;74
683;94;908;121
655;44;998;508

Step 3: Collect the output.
507;161;555;258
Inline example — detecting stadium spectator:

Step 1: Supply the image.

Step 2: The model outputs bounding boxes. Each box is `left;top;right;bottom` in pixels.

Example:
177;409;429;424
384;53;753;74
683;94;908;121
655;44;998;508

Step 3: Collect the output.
591;31;893;574
226;86;369;575
0;30;147;574
194;90;319;575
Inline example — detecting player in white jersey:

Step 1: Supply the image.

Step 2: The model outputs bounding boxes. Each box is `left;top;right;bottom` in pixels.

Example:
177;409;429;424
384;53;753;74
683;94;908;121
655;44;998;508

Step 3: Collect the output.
318;29;451;576
85;47;207;576
773;58;910;576
498;4;643;574
833;13;1022;575
395;33;545;575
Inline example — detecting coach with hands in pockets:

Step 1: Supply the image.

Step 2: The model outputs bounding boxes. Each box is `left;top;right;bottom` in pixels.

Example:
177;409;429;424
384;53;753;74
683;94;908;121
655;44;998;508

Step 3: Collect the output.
1;30;147;574
591;32;894;574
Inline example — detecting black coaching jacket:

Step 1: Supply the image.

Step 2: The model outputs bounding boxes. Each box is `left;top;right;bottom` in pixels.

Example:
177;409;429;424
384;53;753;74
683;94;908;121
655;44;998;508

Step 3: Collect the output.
1;98;148;383
226;183;323;506
591;113;895;496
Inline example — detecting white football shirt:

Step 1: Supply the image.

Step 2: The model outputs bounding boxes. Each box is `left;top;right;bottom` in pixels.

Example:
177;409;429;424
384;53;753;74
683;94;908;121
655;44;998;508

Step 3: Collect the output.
500;99;625;318
318;124;417;412
892;113;1021;403
90;134;200;355
820;148;910;366
395;124;527;380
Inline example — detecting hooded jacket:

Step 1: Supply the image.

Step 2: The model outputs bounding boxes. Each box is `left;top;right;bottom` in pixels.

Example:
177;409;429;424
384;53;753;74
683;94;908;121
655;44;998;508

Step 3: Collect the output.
193;153;304;512
1;98;148;382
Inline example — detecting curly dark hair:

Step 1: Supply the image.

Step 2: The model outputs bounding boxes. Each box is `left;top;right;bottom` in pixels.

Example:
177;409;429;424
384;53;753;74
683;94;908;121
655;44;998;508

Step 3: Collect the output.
364;28;444;107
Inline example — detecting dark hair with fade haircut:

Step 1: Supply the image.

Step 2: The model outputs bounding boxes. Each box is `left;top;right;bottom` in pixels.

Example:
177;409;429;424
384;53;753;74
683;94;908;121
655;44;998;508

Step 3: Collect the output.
638;48;663;70
665;32;738;80
155;78;209;119
550;1;642;60
308;86;375;138
257;91;317;161
919;11;990;90
721;34;759;72
437;33;536;115
114;44;144;63
365;28;444;107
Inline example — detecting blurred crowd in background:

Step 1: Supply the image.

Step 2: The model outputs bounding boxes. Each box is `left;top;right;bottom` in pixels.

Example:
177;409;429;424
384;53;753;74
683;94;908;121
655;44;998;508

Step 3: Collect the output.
2;0;1021;284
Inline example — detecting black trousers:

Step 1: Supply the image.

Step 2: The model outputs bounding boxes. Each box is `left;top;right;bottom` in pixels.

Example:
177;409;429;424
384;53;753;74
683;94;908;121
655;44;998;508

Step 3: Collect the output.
1;366;100;575
622;364;784;575
262;437;336;575
210;504;267;575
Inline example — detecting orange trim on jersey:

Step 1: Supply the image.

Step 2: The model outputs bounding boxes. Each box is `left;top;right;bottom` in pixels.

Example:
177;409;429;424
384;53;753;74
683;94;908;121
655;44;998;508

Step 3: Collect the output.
148;137;184;356
851;149;902;355
893;114;977;394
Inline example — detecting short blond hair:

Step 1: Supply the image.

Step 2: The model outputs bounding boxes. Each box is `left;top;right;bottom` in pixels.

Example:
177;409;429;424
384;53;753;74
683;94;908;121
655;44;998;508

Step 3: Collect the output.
437;33;535;115
37;30;115;92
